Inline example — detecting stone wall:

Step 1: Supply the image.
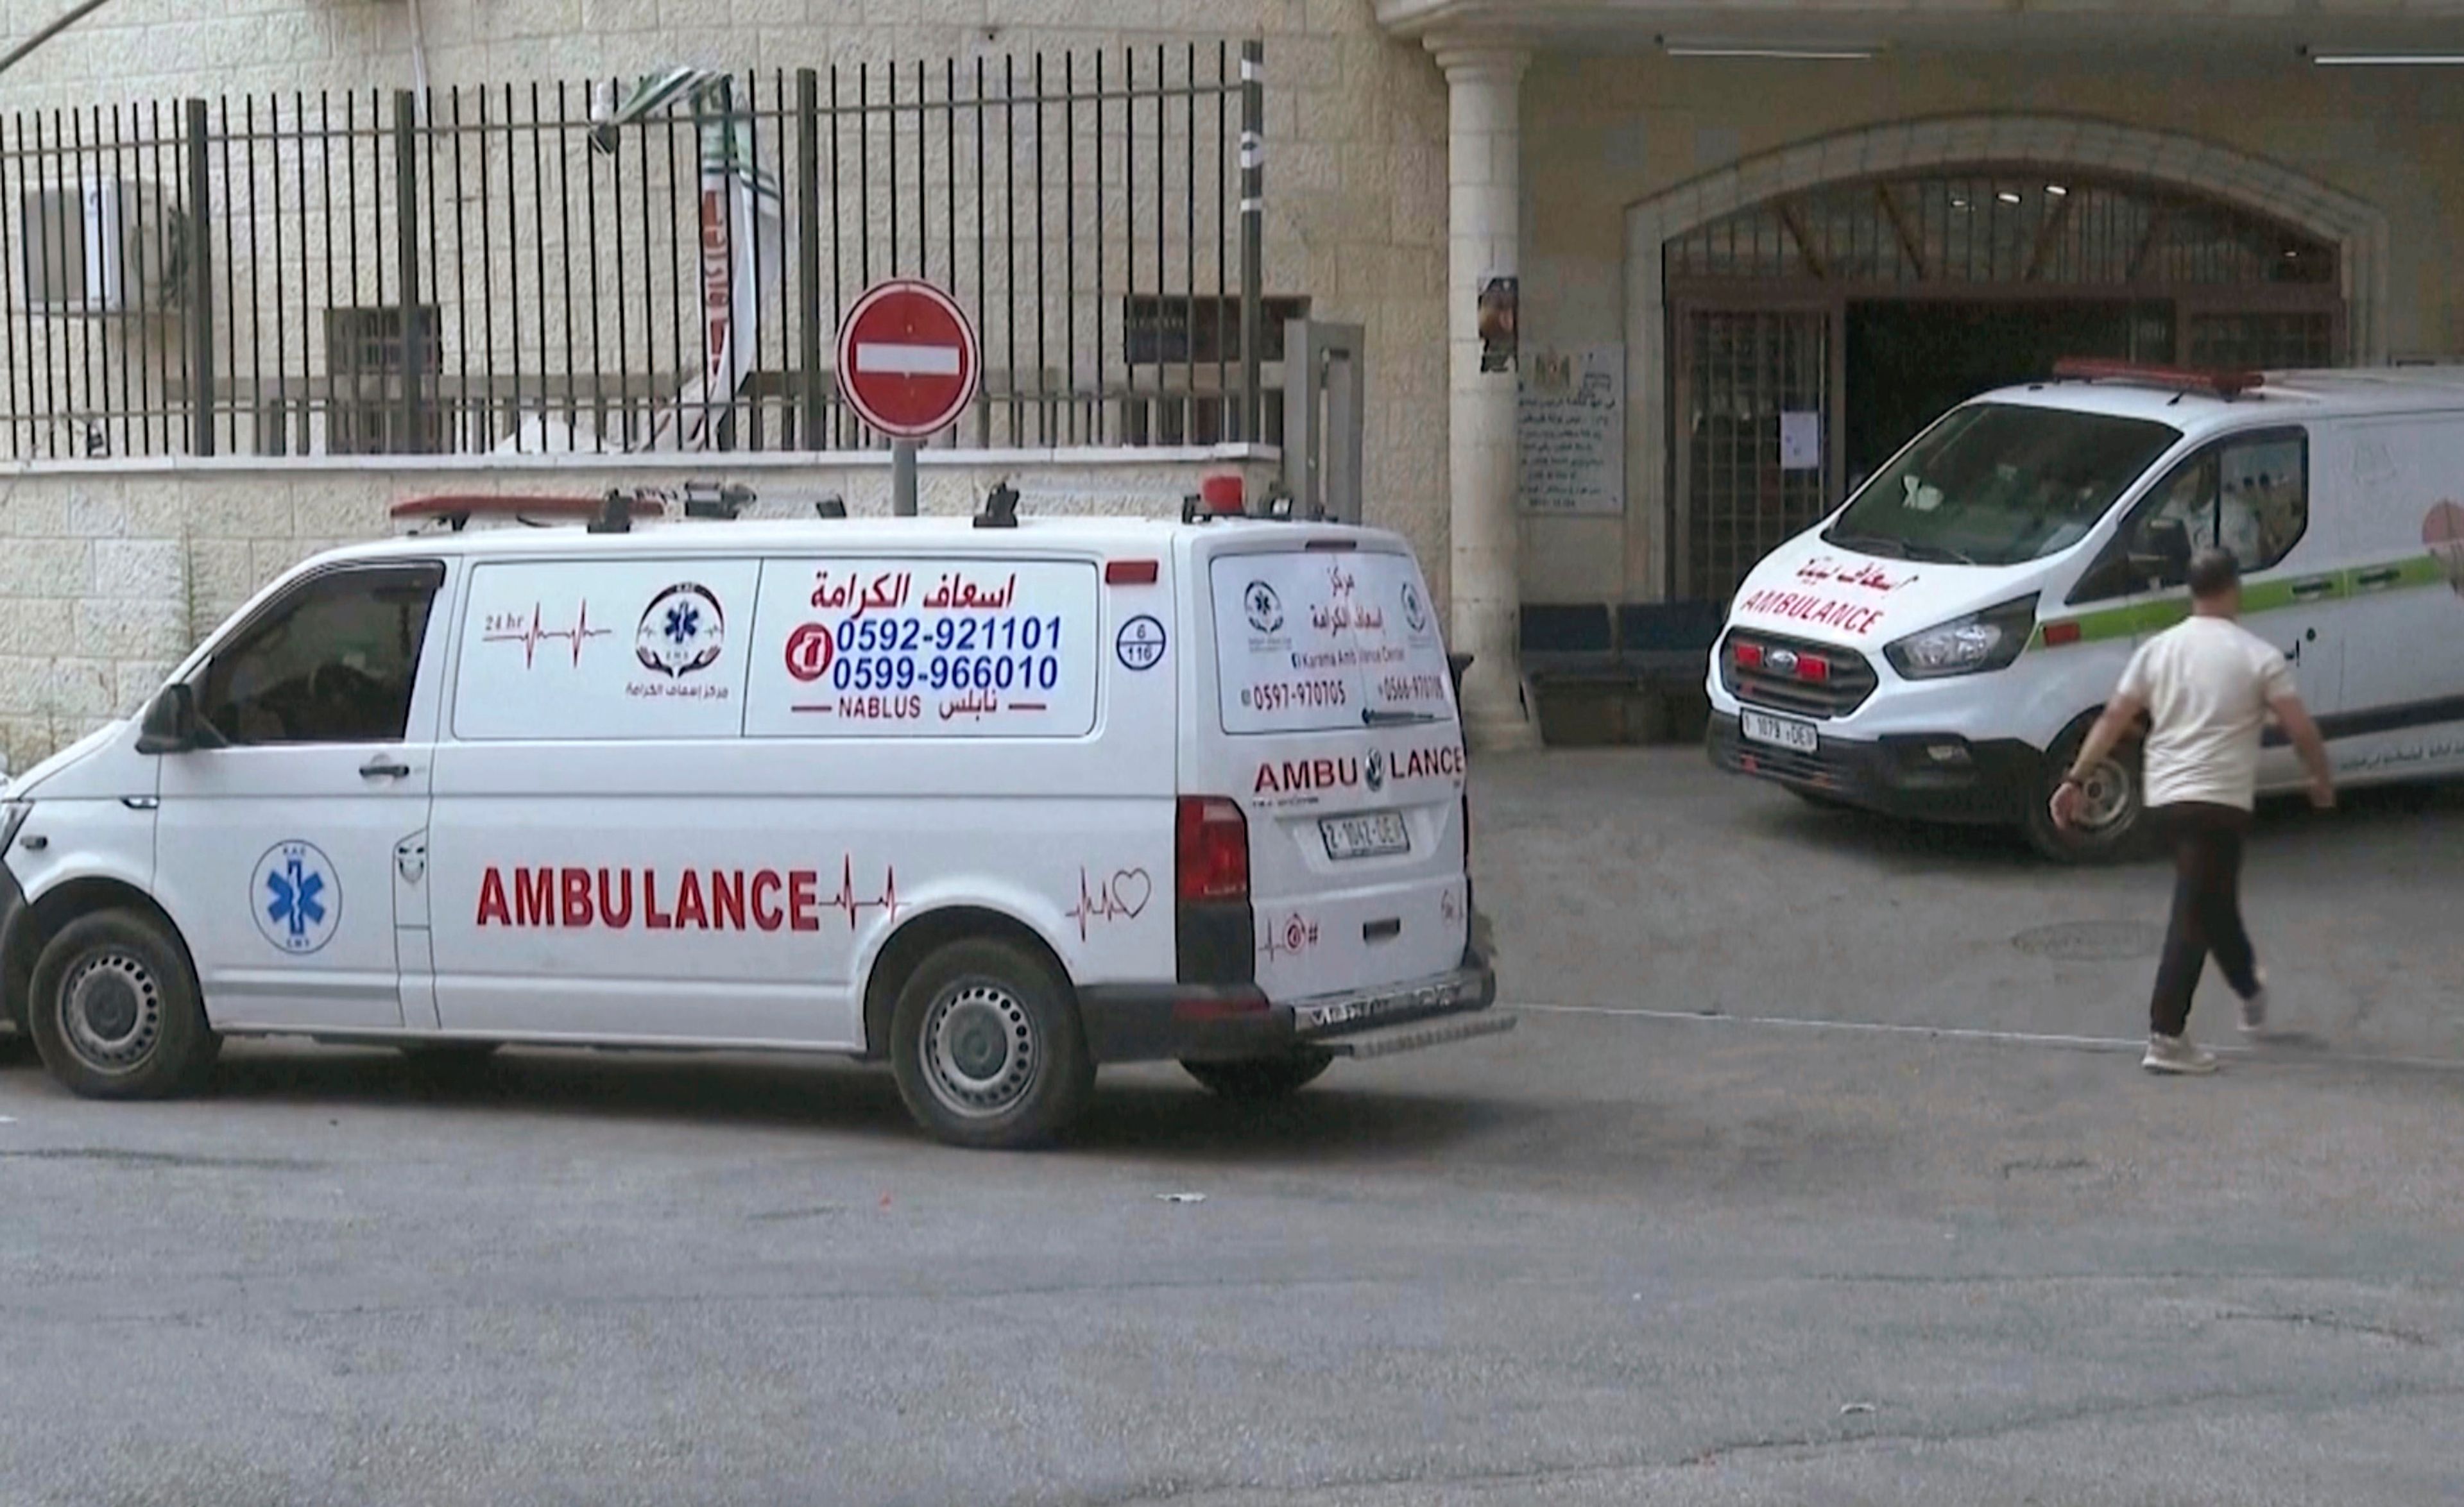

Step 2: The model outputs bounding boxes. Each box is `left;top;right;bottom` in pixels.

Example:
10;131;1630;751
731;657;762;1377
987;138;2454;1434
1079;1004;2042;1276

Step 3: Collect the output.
0;447;1276;771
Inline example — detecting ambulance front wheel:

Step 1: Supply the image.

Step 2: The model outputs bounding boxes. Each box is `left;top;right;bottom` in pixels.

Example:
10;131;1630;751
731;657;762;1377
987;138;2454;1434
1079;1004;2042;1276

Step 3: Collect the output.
2023;724;2146;864
27;908;219;1100
1181;1049;1335;1100
889;937;1095;1149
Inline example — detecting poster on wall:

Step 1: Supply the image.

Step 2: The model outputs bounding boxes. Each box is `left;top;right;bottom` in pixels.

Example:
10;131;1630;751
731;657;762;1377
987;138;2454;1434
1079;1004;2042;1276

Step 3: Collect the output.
1478;277;1519;373
1518;345;1625;515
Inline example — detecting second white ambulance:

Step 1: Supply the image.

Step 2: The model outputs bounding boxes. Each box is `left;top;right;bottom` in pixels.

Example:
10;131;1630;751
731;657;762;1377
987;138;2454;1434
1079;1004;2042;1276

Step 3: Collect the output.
0;501;1504;1146
1711;362;2464;858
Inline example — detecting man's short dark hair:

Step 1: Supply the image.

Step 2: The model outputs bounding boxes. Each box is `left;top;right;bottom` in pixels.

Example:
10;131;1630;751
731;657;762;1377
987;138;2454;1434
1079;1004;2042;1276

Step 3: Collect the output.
2187;548;2241;600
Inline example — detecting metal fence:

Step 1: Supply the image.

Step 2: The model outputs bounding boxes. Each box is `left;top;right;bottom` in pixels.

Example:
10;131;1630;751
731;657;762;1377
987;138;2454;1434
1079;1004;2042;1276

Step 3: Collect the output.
0;42;1268;461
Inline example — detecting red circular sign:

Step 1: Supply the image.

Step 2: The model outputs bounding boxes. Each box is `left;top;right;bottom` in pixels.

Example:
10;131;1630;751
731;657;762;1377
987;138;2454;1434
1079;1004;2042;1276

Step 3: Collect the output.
784;622;838;683
836;278;981;439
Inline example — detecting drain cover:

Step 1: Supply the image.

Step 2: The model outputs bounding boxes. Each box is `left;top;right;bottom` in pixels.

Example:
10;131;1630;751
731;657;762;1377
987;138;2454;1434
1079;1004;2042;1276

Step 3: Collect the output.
2012;921;2165;962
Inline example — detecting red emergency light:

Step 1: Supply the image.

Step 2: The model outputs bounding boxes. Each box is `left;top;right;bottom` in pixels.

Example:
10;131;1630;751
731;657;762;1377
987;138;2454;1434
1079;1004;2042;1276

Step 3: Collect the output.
2049;358;2264;400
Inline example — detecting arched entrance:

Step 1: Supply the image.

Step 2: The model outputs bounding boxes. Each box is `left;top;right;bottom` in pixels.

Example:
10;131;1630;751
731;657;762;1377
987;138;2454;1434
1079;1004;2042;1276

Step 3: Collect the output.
1620;115;2386;606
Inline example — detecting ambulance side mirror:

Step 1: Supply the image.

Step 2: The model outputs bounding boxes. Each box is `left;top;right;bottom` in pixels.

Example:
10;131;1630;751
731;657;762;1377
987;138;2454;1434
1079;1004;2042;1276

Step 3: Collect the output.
136;683;203;756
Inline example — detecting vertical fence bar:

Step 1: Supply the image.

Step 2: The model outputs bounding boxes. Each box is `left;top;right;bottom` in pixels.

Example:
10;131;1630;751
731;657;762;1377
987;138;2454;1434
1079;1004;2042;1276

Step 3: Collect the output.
1033;52;1047;446
1185;46;1197;443
1004;55;1017;445
266;98;288;452
557;83;579;449
585;81;606;452
69;107;93;454
107;104;132;456
1092;53;1104;448
529;81;550;447
183;98;216;456
319;92;336;454
1216;42;1228;443
449;87;471;454
1063;53;1076;445
663;92;685;448
511;85;531;449
972;57;987;447
828;64;843;446
1;115;20;457
1152;46;1163;443
795;67;823;452
422;89;441;454
393;91;423;454
1239;38;1262;443
740;72;762;451
914;59;927;291
884;64;898;281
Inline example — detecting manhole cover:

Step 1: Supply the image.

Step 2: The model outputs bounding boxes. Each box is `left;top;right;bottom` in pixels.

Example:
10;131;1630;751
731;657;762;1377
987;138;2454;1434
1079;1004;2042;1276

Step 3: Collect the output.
2012;921;2164;962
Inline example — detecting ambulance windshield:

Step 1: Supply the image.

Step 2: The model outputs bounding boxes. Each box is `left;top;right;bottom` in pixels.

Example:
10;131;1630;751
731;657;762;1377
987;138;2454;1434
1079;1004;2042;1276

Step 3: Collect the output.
1826;402;2179;568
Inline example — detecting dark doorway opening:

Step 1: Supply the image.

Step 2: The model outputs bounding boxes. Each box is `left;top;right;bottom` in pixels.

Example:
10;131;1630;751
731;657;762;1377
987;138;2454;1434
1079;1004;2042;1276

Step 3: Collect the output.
1842;300;2173;493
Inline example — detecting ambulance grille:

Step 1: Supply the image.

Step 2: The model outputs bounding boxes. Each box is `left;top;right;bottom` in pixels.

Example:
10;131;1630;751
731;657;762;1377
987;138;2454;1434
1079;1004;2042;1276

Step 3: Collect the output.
1720;630;1878;719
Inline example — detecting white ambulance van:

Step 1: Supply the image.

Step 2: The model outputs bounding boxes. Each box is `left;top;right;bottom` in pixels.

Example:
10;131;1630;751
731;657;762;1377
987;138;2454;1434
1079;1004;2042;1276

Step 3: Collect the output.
1709;362;2464;859
0;504;1503;1146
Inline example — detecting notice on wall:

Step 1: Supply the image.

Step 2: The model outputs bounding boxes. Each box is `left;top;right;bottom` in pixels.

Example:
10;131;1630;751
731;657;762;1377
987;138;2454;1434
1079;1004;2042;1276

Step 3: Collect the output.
1518;345;1624;515
1779;410;1823;473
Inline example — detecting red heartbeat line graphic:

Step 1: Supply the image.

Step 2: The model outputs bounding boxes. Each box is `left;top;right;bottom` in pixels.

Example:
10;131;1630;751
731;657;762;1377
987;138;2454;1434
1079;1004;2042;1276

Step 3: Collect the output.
1066;866;1152;942
823;855;900;929
1257;912;1320;962
483;600;613;669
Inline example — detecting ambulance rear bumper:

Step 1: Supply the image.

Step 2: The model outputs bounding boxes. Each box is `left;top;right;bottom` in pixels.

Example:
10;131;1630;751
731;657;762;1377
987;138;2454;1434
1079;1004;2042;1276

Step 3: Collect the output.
1077;946;1502;1064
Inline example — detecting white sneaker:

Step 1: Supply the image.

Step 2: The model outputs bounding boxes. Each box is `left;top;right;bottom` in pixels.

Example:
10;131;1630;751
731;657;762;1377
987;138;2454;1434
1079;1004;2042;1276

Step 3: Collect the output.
2239;969;2270;1035
2143;1033;2219;1075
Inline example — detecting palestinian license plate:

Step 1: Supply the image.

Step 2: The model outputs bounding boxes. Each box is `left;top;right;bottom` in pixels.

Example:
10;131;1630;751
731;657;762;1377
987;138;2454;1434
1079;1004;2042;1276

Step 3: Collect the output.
1740;710;1820;754
1321;811;1410;860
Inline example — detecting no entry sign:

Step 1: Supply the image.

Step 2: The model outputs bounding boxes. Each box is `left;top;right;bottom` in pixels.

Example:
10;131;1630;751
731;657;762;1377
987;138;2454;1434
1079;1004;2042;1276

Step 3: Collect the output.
836;278;981;439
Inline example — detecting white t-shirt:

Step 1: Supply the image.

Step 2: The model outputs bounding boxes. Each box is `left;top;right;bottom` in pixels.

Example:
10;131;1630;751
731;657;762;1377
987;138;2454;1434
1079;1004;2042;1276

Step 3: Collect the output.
2116;617;2297;811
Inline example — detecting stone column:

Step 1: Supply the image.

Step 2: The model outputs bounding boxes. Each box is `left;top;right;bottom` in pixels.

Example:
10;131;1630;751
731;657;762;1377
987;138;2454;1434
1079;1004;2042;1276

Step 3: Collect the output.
1430;42;1537;751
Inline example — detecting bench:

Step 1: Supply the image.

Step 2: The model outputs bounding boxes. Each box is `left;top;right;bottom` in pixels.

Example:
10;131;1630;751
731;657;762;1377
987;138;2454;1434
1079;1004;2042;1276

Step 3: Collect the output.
1519;600;1724;745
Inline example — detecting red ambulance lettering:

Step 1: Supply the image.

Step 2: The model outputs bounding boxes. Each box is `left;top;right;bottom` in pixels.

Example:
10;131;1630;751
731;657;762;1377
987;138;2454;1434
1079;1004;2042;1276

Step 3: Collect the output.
1253;756;1361;796
644;869;674;930
513;867;555;927
1396;745;1466;781
710;870;747;931
476;867;512;927
597;869;635;928
750;869;785;932
788;869;821;932
673;870;709;931
561;869;594;928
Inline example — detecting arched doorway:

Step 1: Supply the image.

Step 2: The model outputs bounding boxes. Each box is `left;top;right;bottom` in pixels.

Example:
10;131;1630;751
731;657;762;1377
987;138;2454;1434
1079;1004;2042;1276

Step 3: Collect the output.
1617;115;2386;610
1665;167;2343;598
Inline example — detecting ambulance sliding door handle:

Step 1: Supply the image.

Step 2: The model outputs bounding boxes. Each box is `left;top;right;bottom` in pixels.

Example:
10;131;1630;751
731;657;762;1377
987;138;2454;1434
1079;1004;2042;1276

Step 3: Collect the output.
359;758;413;781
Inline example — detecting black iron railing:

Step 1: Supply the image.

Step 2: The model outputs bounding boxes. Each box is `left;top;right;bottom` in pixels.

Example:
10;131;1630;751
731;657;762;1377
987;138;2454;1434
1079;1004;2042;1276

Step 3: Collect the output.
0;42;1268;461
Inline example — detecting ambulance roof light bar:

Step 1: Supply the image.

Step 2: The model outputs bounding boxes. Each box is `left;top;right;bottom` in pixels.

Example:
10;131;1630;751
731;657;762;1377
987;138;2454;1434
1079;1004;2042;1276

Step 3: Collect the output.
2049;358;2264;400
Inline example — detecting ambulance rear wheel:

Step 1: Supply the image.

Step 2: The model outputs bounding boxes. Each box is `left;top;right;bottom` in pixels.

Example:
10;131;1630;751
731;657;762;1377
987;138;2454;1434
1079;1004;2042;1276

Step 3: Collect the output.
890;937;1094;1149
28;908;219;1100
1182;1049;1335;1100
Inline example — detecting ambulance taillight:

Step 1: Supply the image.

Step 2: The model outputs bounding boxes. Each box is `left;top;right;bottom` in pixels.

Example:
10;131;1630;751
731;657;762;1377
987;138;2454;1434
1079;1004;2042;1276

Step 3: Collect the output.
1175;796;1251;902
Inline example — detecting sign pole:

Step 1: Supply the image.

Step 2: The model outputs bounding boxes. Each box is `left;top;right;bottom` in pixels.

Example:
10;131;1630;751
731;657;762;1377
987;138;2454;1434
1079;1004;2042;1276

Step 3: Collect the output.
892;439;919;516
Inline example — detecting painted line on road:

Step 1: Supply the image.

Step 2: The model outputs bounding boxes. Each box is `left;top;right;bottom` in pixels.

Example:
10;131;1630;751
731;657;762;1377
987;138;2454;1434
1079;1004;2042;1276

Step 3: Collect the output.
1507;1003;2464;1073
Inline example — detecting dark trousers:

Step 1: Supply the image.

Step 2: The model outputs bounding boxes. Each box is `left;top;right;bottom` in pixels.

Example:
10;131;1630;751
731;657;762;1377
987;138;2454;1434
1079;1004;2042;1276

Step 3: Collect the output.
2149;802;2260;1037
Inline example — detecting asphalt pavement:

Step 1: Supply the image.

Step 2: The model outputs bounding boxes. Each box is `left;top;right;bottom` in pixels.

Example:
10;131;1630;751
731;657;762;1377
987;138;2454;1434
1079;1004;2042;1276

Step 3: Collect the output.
4;749;2461;1506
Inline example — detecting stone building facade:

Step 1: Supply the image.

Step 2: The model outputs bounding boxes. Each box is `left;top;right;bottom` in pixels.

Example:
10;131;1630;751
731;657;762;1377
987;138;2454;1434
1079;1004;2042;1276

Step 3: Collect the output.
3;0;2461;763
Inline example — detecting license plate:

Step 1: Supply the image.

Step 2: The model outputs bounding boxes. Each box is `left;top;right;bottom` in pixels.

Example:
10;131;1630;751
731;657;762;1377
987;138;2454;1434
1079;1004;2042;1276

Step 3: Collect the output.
1321;811;1410;860
1740;710;1819;753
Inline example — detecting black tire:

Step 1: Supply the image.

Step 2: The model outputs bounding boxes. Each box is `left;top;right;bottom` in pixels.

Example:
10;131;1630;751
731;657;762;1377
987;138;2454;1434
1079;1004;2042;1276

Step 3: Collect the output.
27;908;219;1100
888;937;1094;1149
1182;1048;1336;1101
2023;724;2148;864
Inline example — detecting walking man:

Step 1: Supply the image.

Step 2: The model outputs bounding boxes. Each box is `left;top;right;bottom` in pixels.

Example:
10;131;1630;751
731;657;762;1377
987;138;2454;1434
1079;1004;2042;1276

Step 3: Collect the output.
2051;549;2336;1074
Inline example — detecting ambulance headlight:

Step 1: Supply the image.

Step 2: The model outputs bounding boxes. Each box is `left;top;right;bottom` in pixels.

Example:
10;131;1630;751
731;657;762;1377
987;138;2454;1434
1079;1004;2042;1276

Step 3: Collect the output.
1884;595;2038;680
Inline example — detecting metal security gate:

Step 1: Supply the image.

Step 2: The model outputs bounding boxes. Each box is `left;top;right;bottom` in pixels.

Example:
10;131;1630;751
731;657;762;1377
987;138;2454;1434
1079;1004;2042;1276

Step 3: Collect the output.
1672;305;1834;602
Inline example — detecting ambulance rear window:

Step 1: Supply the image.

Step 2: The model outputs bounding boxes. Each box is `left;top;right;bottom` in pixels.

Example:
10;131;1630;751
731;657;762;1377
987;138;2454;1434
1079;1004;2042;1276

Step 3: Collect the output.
1210;549;1454;735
